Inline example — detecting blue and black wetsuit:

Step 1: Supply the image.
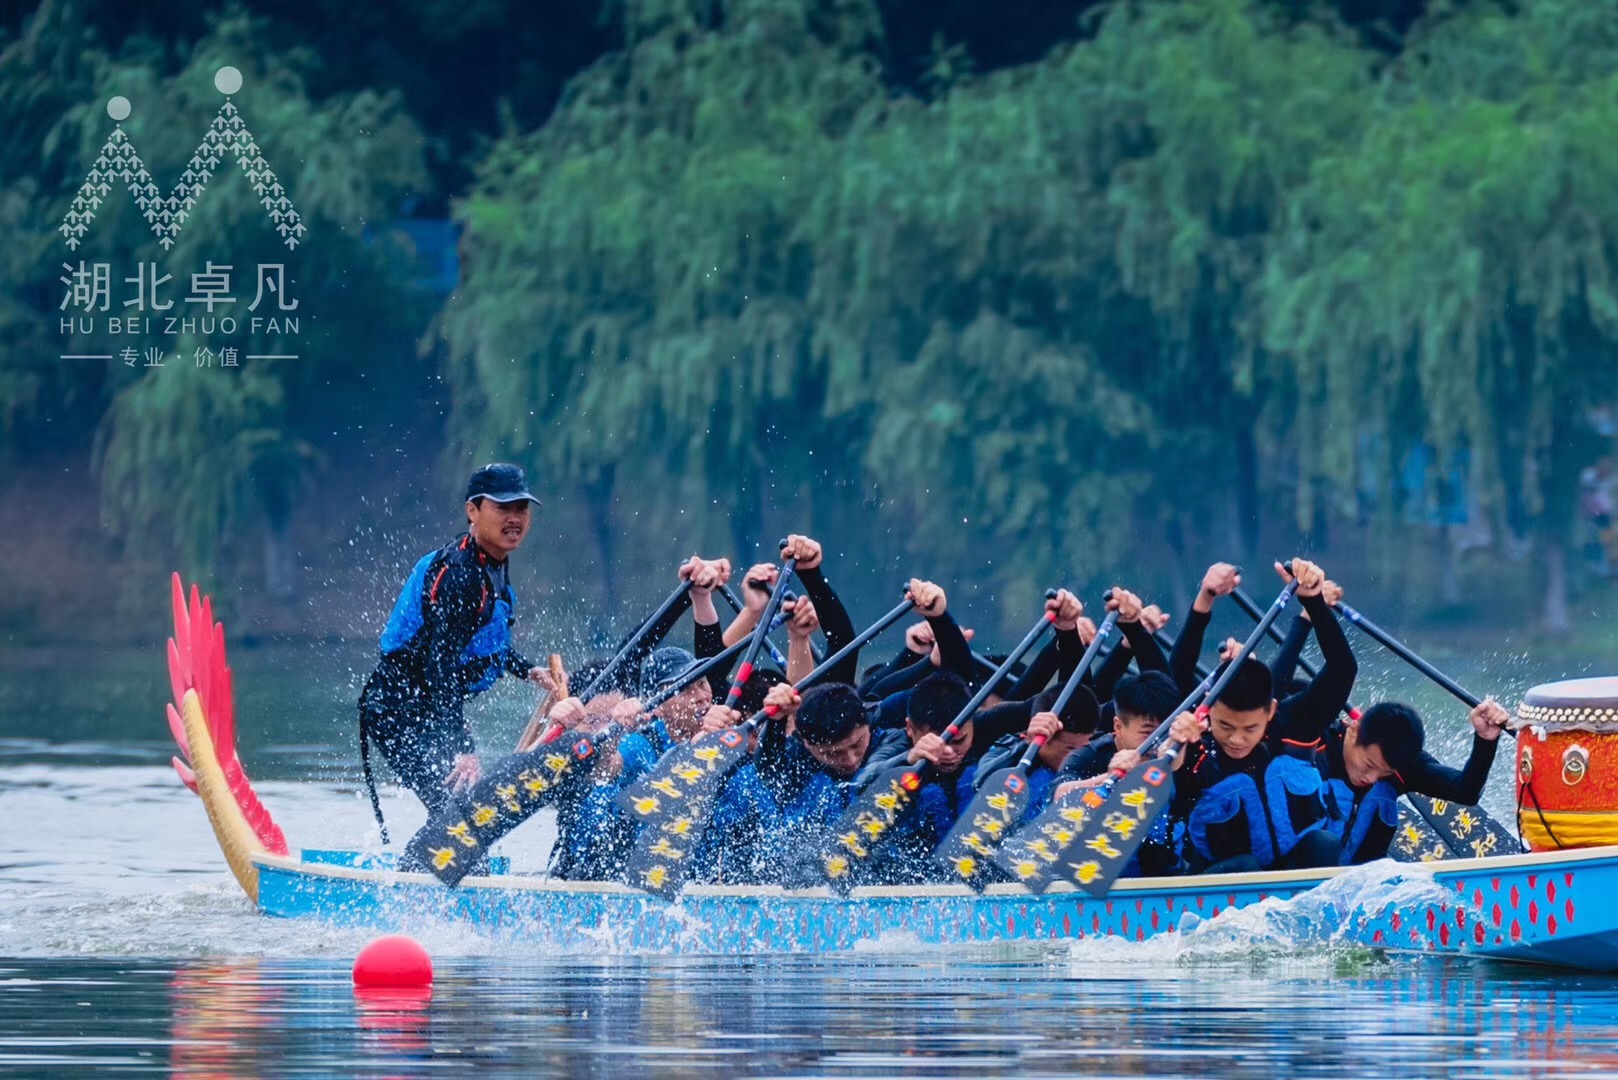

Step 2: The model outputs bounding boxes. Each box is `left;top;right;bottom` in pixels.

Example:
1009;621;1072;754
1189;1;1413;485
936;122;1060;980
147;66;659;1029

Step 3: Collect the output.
1318;720;1498;863
359;533;533;823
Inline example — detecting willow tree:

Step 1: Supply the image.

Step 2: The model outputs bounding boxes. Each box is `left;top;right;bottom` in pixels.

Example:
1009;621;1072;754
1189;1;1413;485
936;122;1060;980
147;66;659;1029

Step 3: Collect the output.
1266;0;1618;632
441;0;890;595
1047;0;1372;562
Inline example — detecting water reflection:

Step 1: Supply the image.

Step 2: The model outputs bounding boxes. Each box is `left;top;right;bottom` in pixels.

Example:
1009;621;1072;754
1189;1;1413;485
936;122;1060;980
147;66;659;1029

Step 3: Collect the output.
0;955;1589;1077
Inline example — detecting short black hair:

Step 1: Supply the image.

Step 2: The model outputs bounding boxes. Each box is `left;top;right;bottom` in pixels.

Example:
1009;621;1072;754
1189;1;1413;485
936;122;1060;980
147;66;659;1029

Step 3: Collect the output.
907;671;971;735
1216;657;1273;712
1112;671;1180;724
735;668;785;716
1032;683;1101;734
1357;701;1425;778
795;683;869;746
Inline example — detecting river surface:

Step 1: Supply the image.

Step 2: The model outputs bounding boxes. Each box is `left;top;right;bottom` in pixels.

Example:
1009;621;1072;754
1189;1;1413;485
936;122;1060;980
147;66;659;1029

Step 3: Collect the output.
3;639;1618;1076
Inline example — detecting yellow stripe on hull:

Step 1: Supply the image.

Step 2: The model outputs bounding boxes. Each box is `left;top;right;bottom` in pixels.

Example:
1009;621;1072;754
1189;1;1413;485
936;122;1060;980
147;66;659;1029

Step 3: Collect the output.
179;689;263;904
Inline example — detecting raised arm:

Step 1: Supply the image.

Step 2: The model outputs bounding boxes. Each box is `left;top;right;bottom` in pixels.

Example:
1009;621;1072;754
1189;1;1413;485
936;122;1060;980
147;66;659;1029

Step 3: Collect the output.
784;535;859;685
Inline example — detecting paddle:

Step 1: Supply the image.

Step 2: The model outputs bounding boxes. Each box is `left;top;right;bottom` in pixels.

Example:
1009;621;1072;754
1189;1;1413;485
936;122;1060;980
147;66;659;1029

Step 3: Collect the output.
620;590;919;897
990;619;1192;885
818;591;1061;890
402;588;798;887
933;603;1120;889
514;654;568;753
719;582;792;669
1334;601;1522;858
583;579;695;697
398;613;789;888
1021;574;1302;896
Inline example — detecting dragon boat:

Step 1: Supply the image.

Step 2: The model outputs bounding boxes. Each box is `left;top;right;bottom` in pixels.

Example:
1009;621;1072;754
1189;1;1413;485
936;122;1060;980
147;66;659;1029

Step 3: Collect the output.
166;574;1618;969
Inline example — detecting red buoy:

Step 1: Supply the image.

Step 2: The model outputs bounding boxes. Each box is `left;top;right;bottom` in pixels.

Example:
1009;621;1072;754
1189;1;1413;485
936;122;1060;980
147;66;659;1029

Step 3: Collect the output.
353;935;433;988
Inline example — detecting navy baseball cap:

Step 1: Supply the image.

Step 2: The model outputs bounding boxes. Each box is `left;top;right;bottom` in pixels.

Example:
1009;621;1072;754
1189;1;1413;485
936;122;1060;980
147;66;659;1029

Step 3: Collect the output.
640;646;699;697
466;463;539;506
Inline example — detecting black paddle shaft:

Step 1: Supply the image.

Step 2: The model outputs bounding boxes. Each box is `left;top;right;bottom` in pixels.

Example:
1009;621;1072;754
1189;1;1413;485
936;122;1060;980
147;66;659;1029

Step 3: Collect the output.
1014;604;1120;771
741;590;918;731
718;583;791;668
1335;602;1482;709
578;579;695;703
937;590;1061;743
723;543;796;709
1137;575;1302;763
1231;585;1361;720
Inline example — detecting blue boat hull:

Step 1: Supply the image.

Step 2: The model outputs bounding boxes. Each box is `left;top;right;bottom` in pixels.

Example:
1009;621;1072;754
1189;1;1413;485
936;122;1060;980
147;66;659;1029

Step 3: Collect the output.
252;844;1618;967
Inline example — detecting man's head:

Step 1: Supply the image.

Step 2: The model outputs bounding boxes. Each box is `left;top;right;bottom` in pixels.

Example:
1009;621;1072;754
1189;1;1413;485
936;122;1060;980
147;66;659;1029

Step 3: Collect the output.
465;463;538;559
1111;671;1179;751
640;647;711;737
1344;702;1424;788
796;683;871;779
1207;658;1276;760
905;671;973;774
1032;683;1100;770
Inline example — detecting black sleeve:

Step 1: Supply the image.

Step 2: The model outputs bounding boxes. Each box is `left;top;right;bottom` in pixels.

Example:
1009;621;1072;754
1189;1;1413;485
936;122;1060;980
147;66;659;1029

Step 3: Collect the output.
857;646;927;698
502;645;534;679
1170;605;1212;698
863;659;933;702
1278;593;1358;743
1269;613;1313;691
1058;740;1109;780
1404;736;1500;805
1118;620;1169;676
796;565;858;685
694;617;724;661
927;610;977;685
1006;635;1064;701
971;699;1035;747
1092;639;1135;704
609;590;694;693
420;564;489;755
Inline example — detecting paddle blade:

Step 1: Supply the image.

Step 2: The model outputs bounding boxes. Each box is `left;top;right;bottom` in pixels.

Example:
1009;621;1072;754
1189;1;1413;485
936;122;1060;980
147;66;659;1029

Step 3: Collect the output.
617;727;751;823
932;763;1031;888
1406;792;1522;859
403;737;601;886
1392;800;1455;863
1056;756;1176;897
621;792;719;899
818;760;924;890
991;790;1095;888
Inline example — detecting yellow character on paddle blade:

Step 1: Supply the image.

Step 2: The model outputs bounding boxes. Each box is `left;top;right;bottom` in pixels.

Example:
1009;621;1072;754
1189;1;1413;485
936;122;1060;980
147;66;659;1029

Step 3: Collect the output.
446;821;478;848
430;847;457;871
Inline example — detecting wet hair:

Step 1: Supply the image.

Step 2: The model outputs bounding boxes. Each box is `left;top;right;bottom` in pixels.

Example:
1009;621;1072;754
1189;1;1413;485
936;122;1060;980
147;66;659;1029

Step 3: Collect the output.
795;683;869;746
907;671;972;735
1215;658;1273;712
1356;701;1425;778
1112;671;1180;724
735;668;786;716
1032;683;1101;735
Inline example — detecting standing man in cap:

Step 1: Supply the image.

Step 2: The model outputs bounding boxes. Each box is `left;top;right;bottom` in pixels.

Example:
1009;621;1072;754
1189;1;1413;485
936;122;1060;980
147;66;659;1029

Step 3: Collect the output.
359;463;550;838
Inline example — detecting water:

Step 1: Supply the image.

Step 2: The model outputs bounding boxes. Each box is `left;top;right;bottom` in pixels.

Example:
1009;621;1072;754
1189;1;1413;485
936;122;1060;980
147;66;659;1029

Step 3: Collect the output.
4;642;1618;1076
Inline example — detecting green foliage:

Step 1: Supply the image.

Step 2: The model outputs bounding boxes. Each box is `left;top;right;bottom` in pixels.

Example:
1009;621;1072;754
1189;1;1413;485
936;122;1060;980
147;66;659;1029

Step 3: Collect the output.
8;0;1618;632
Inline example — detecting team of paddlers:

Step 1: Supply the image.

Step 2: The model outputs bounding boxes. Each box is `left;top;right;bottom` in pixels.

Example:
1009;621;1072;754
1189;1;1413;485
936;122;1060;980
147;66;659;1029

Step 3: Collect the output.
359;463;1510;893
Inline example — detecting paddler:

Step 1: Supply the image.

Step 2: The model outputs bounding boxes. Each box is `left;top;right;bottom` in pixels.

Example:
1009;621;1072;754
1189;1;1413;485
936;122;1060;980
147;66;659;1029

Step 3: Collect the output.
358;463;548;833
1315;697;1509;863
1151;558;1358;874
